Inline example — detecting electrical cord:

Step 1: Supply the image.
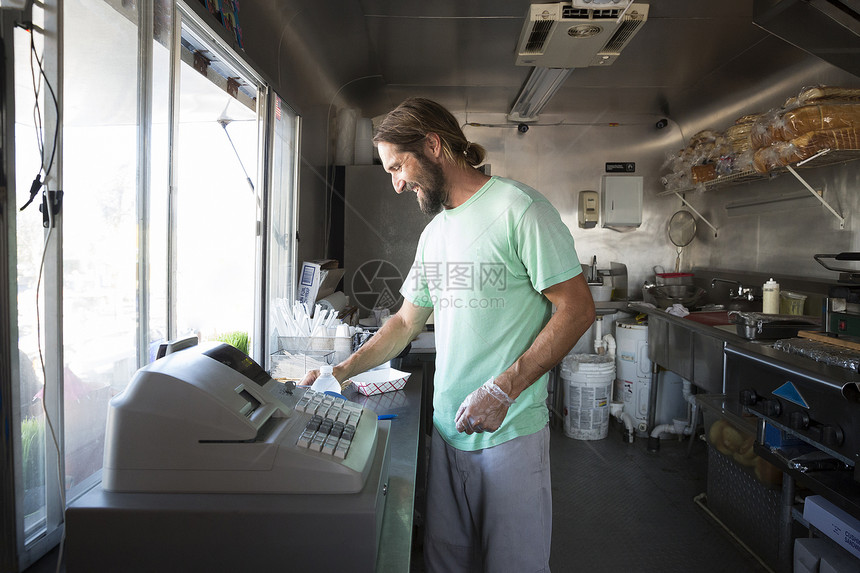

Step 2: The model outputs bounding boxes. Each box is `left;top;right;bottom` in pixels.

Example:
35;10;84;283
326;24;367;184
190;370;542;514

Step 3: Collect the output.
35;196;66;573
17;21;59;212
15;19;66;573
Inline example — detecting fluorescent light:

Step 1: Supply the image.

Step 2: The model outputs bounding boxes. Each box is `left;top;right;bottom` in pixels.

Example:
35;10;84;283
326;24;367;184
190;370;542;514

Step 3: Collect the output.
508;67;574;122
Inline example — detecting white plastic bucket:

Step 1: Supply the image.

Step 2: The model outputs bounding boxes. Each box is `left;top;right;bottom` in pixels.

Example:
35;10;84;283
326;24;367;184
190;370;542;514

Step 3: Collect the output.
561;354;615;440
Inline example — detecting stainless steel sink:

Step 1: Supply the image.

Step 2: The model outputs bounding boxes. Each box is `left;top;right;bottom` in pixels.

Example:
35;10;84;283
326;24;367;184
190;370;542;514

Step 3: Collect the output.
645;284;707;309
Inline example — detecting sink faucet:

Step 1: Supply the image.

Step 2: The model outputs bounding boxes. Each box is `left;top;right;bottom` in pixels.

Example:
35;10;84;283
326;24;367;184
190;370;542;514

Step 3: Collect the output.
710;278;758;301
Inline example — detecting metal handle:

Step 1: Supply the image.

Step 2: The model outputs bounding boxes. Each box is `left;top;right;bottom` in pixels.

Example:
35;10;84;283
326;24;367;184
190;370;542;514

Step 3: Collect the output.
814;252;860;272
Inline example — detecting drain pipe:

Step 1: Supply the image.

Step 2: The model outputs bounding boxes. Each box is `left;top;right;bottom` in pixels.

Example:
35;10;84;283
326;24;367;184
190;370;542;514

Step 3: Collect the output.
611;403;636;443
647;379;698;452
595;333;616;355
593;316;616;356
594;331;634;442
593;316;604;354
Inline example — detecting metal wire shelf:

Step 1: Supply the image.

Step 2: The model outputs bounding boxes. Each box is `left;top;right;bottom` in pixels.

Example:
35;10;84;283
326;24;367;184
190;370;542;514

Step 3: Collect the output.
658;148;860;197
657;149;860;233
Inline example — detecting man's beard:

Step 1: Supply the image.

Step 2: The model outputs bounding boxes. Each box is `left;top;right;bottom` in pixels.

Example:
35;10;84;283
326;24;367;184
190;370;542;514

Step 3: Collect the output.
406;154;448;215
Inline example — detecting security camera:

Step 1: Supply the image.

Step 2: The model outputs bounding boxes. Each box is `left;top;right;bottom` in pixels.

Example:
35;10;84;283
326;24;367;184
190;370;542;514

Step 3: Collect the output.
656;118;668;129
517;123;529;133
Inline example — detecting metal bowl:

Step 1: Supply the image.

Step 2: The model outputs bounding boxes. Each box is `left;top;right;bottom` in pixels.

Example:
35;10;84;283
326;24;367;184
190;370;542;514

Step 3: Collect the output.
647;284;707;309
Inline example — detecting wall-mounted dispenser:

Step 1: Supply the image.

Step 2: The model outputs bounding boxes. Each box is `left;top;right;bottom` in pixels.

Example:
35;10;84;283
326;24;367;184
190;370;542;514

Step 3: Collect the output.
578;190;599;229
601;175;643;229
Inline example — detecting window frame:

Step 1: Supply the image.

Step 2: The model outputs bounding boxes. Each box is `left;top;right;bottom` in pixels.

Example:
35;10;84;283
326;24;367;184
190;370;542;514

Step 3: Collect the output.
1;1;300;569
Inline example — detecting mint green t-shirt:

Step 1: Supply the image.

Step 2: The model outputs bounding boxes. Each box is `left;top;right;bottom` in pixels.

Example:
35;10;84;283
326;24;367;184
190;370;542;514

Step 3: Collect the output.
401;176;583;451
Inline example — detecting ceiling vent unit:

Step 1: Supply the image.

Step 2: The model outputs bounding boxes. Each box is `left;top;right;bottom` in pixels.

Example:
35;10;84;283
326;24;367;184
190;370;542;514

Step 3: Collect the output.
515;2;650;68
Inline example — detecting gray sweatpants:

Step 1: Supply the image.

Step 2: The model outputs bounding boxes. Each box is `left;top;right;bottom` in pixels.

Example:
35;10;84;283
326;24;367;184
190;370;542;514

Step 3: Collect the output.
424;425;552;573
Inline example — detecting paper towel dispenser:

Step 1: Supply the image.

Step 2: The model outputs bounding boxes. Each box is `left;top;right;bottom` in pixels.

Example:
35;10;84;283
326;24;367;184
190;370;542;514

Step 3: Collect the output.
601;175;643;229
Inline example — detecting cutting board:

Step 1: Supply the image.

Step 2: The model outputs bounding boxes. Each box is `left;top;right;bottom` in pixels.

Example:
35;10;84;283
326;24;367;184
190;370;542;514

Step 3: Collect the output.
797;330;860;352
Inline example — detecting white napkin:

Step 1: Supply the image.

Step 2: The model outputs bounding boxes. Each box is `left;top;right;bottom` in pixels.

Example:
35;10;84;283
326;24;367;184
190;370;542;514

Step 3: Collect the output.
666;303;690;317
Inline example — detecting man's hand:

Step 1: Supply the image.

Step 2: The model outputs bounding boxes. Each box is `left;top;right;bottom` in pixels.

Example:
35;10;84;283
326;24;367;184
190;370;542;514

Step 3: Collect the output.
455;379;515;434
298;369;319;386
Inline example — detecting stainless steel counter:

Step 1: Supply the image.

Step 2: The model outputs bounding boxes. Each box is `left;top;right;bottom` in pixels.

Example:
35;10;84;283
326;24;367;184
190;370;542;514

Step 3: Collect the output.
64;372;426;573
628;303;860;379
626;302;746;343
345;366;425;573
628;302;744;394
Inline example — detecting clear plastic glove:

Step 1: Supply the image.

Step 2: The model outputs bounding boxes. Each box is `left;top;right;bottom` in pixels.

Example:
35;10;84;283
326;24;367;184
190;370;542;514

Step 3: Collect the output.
455;378;515;434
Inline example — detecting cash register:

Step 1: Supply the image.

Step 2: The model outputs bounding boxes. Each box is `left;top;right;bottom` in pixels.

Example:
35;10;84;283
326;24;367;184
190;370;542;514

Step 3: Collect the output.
65;339;391;572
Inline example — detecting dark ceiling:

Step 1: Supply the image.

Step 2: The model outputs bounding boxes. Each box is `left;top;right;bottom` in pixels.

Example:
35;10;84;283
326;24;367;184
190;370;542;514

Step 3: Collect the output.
241;0;855;125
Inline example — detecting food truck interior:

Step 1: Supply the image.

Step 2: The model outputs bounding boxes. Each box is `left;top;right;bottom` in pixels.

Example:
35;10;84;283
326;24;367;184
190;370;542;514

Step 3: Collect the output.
3;0;860;571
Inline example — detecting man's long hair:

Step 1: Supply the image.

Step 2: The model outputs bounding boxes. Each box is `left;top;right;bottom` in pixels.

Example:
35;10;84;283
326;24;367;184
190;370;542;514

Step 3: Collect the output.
373;97;486;169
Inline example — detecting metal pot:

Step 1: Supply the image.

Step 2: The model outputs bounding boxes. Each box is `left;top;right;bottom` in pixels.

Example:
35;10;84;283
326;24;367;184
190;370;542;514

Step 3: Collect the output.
646;284;707;309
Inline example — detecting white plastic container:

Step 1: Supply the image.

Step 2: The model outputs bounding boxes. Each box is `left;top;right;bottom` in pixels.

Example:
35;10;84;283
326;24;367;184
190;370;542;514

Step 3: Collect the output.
763;278;780;314
334;324;352;364
588;281;612;302
560;354;614;440
311;364;341;393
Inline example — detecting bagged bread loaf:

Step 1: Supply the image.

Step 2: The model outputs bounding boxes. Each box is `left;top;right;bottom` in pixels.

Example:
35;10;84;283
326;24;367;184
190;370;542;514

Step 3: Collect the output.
691;163;717;184
752;142;791;173
787;127;860;161
778;104;860;140
726;122;753;153
750;109;782;149
682;130;731;163
791;85;860;107
753;127;860;172
753;87;860;149
725;114;760;166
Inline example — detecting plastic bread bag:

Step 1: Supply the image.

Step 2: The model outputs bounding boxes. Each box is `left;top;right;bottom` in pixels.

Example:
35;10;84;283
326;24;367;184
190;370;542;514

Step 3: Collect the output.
752;141;795;173
725;122;754;154
660;171;690;192
790;85;860;107
777;103;860;141
750;108;783;149
661;149;687;173
733;148;755;172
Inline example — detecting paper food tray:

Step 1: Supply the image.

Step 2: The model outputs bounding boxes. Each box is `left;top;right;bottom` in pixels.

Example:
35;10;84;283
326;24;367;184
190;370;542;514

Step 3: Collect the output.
349;368;411;396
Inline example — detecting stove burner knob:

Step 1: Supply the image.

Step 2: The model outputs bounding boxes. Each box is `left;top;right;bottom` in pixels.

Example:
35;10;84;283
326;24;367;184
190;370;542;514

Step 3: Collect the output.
740;389;758;406
822;425;844;447
789;411;810;430
763;399;782;417
808;425;822;442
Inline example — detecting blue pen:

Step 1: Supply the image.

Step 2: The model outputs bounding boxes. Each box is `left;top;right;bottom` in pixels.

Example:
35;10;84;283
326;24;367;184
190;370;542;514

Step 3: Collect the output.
378;414;397;420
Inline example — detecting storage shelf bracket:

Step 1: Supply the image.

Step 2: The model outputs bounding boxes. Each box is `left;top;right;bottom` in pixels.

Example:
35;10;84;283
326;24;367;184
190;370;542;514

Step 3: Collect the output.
672;192;718;238
785;155;844;229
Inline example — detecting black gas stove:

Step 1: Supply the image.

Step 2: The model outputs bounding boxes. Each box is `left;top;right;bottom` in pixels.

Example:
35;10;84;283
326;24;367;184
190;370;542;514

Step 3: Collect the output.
724;341;860;510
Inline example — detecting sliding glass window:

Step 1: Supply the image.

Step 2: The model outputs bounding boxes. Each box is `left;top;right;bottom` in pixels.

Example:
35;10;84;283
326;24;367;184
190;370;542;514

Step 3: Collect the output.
173;19;261;353
61;0;141;503
5;0;299;569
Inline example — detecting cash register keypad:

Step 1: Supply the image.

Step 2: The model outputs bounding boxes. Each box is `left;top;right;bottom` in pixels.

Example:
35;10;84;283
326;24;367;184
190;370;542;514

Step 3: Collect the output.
294;389;363;459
